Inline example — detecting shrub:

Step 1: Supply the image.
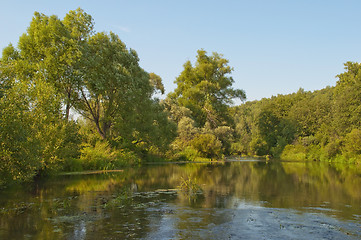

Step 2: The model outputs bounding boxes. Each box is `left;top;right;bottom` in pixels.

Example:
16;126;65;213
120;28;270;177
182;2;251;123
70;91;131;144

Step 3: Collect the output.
79;141;141;170
112;149;141;167
323;139;343;159
0;83;41;186
190;133;222;159
280;144;307;161
178;146;201;161
271;136;288;157
306;144;322;161
80;141;113;170
343;129;361;155
63;158;83;172
249;137;268;156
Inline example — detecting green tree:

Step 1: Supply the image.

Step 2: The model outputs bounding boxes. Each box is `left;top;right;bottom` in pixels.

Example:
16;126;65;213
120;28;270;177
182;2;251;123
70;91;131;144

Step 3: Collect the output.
0;8;178;185
190;133;222;159
343;129;361;155
0;81;40;185
169;49;246;128
75;31;176;153
13;8;93;120
333;62;361;135
0;44;19;98
76;32;151;140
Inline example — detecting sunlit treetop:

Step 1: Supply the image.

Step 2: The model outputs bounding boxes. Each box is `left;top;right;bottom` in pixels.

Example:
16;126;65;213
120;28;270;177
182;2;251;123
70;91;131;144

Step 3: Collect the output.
170;49;246;127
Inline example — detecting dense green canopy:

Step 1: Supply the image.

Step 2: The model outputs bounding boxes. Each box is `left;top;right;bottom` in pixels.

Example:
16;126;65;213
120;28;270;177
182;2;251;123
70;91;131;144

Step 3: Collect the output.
0;9;176;186
170;49;246;128
1;8;360;187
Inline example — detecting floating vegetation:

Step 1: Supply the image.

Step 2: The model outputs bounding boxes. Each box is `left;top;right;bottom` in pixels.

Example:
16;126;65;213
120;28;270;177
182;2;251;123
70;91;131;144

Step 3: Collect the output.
0;202;36;215
104;188;132;209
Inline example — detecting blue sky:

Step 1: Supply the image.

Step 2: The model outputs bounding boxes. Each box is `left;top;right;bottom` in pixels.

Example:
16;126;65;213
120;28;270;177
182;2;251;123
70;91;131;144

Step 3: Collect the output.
1;0;361;102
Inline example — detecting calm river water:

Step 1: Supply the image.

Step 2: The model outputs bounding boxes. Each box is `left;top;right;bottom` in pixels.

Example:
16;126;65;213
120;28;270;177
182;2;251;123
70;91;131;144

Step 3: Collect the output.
0;159;360;239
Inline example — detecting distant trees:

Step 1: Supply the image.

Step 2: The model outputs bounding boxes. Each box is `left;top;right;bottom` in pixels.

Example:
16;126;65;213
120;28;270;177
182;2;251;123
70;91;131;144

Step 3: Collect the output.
333;62;361;135
233;62;361;163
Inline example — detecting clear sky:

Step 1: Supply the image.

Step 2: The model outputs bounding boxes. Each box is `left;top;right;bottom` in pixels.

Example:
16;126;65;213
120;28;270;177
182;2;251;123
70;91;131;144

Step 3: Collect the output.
1;0;361;102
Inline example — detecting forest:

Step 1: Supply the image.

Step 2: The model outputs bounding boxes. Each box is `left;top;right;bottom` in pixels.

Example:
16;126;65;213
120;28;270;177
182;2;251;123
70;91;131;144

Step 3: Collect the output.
1;9;360;187
232;62;361;163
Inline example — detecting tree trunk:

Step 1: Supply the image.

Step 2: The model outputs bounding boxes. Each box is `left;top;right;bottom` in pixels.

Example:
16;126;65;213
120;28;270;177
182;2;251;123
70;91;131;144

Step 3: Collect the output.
65;103;70;121
94;118;106;139
65;87;72;121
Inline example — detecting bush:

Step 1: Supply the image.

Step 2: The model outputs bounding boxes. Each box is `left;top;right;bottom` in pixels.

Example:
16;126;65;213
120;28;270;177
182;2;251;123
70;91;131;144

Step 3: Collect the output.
306;144;322;161
343;129;361;155
249;137;268;156
0;83;41;186
270;136;288;157
190;133;222;159
79;141;141;170
56;121;82;163
112;149;141;167
178;146;201;161
214;126;234;154
63;158;83;172
281;144;307;161
80;141;113;170
323;139;343;159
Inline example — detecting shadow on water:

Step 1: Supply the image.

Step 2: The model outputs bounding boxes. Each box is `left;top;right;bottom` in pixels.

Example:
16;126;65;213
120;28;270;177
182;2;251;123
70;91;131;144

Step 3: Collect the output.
0;160;360;239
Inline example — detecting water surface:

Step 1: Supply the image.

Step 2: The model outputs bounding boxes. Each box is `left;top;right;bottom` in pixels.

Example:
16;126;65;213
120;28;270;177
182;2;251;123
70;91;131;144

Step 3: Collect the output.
0;159;360;239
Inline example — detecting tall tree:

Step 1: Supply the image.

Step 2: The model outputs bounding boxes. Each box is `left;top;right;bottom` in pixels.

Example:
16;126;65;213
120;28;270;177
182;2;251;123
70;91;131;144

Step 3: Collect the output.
333;62;361;135
15;8;93;120
169;49;246;128
76;32;152;140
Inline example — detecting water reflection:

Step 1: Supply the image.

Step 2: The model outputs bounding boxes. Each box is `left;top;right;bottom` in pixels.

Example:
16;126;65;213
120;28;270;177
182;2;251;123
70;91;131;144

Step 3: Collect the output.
0;160;360;239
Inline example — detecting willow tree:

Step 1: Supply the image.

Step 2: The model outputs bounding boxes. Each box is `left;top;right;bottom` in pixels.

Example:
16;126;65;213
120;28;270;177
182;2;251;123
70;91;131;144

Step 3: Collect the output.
0;8;176;177
167;50;246;158
76;32;150;140
169;49;246;128
10;8;94;120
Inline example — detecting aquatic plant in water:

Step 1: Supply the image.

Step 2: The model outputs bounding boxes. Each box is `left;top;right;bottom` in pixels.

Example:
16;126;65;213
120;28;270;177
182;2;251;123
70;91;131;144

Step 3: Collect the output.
178;175;203;195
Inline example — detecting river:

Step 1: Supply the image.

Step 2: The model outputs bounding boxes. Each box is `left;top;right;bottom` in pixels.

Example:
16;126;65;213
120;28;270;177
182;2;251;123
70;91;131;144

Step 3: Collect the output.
0;158;360;239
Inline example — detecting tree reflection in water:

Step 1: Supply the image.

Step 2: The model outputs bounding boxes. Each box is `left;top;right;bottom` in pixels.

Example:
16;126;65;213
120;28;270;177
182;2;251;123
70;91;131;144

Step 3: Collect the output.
0;160;360;239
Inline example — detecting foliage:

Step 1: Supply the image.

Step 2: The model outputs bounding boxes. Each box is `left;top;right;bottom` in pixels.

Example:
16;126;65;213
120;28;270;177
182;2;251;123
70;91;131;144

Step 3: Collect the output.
233;62;361;163
190;133;222;159
343;129;361;155
16;9;93;120
214;126;234;155
176;147;202;161
281;144;308;161
0;82;40;185
169;49;246;128
166;50;245;160
76;32;151;140
0;8;175;186
2;8;361;187
178;175;202;195
79;141;141;170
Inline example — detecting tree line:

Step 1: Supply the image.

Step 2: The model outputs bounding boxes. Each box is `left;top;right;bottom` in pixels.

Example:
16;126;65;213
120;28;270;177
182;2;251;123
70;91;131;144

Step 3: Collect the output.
232;62;361;163
1;9;360;187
